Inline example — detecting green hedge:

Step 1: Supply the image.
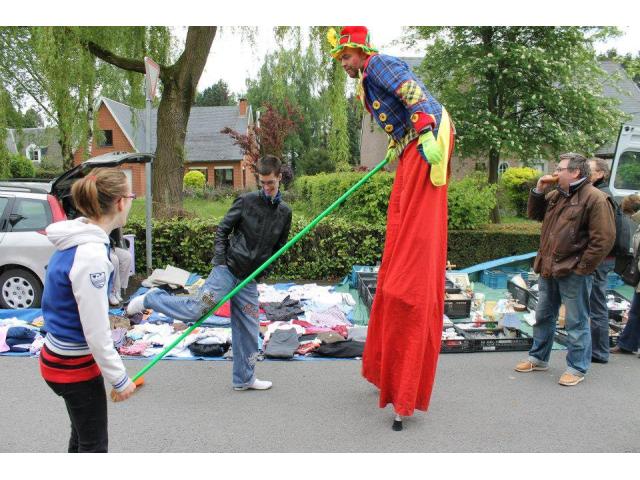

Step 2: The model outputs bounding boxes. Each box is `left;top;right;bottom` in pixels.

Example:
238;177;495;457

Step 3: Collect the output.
124;216;541;280
294;171;497;230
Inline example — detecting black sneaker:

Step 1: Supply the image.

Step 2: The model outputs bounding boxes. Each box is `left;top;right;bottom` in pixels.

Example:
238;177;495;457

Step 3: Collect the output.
591;356;608;364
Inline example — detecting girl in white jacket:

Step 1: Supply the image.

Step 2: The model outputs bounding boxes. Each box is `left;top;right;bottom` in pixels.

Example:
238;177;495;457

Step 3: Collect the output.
40;168;136;452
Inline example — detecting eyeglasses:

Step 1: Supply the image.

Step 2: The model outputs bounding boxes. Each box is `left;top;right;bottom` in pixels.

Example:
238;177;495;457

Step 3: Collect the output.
259;180;278;187
554;167;570;173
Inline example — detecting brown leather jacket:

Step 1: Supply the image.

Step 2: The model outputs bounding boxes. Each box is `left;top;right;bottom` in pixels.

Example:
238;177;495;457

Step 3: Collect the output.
528;179;615;278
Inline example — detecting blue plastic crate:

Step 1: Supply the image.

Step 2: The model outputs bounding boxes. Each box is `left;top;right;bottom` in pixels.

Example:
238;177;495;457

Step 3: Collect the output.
607;272;624;290
480;267;529;289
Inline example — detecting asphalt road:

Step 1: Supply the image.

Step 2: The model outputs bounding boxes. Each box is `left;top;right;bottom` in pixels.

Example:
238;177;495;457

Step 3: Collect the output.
2;350;639;453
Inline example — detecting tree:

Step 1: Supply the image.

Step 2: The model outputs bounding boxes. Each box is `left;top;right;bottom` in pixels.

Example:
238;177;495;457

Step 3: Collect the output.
76;27;216;216
221;100;301;186
0;27;170;170
195;79;235;106
246;27;357;174
408;27;627;222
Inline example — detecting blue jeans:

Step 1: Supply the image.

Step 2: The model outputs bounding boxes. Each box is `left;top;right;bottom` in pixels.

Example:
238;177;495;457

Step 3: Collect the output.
528;272;593;375
589;258;614;361
143;265;260;388
617;291;640;353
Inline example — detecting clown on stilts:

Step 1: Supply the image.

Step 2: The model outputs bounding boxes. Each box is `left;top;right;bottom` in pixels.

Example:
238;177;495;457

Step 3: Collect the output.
328;26;455;431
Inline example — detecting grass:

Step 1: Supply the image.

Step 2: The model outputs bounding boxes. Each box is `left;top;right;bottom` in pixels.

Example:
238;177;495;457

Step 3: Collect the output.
129;197;234;220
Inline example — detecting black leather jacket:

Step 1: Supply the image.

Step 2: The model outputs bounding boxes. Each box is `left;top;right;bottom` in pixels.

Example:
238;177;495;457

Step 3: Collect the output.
213;191;292;280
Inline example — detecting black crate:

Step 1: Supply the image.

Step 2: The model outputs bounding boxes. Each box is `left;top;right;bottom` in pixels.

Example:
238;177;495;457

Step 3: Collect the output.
445;278;462;294
362;285;376;312
441;325;475;353
356;271;377;305
607;290;630;323
527;291;538;311
444;295;472;319
554;328;570;346
458;326;533;352
555;327;620;349
507;279;530;307
608;322;624;347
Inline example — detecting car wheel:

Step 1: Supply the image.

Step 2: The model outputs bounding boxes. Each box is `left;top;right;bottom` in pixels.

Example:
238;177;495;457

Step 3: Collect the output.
0;269;43;309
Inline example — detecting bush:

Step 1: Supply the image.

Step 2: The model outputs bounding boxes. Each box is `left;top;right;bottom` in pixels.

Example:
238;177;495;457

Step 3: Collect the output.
183;170;206;190
9;154;35;178
34;159;64;179
499;167;541;217
123;215;541;280
294;171;394;224
447;173;497;230
294;171;498;230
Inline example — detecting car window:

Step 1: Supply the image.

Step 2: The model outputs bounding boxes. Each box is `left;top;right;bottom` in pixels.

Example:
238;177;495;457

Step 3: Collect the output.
613;150;640;191
0;196;8;217
10;198;51;232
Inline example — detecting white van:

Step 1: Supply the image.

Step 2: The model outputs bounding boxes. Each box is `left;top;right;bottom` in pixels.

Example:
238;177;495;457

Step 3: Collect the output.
610;124;640;201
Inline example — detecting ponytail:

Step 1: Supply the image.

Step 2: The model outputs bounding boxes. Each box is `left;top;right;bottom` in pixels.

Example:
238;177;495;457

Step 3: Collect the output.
71;168;128;220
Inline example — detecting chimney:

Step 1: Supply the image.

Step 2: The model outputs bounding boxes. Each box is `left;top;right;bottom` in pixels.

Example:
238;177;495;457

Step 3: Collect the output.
238;98;248;117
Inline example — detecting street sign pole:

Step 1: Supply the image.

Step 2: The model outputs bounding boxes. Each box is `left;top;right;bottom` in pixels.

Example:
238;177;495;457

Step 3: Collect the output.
144;57;160;275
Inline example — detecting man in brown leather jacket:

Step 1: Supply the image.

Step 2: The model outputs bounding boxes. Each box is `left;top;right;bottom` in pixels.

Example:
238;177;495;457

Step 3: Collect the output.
515;153;615;386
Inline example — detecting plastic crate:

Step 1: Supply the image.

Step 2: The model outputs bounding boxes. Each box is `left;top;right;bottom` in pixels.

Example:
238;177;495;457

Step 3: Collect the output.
507;278;530;306
607;272;624;290
444;294;472;319
350;265;378;289
445;278;461;294
362;284;376;312
527;291;538;311
356;271;377;302
607;290;630;323
457;325;533;352
481;270;509;289
441;326;475;353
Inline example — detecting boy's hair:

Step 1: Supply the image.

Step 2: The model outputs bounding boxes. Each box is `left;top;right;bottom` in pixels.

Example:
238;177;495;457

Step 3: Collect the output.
256;155;282;176
621;194;640;216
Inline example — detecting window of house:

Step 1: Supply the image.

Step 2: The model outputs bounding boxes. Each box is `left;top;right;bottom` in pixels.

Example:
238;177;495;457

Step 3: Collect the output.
498;161;509;176
613;150;640;191
214;167;234;188
25;144;40;162
98;130;113;147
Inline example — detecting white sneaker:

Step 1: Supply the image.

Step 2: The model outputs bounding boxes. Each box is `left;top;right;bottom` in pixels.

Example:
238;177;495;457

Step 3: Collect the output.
233;378;272;391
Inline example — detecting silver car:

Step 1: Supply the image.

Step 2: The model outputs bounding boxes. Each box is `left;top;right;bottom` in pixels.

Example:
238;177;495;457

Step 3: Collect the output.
0;152;152;309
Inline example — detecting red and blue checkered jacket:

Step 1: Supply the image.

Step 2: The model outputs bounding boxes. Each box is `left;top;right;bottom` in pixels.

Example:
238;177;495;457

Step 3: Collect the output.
362;54;443;149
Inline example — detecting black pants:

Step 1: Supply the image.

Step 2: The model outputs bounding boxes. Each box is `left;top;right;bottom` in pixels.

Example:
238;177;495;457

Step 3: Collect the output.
46;376;108;453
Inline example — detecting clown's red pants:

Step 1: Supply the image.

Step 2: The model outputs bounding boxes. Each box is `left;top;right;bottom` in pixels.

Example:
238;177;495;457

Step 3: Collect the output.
362;137;452;417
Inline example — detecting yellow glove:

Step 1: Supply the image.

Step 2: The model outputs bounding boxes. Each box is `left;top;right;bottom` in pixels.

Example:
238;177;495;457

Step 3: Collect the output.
417;130;444;166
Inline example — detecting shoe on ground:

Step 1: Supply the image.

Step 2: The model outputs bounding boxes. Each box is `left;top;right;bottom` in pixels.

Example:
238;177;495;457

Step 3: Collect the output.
125;288;159;316
610;345;634;354
558;372;584;386
233;378;272;391
514;360;548;372
591;356;608;364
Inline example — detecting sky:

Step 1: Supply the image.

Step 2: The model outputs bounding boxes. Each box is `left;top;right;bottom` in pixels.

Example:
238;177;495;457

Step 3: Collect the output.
191;26;640;96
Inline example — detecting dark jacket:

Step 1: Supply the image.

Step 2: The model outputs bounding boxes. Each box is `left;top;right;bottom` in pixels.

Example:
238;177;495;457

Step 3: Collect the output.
528;179;615;278
213;191;292;280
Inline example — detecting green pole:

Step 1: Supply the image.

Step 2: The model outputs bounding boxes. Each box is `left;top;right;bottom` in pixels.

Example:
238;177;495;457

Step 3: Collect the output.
131;153;391;382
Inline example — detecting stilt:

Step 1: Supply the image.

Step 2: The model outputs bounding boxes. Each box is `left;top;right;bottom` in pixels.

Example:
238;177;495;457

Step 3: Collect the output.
392;414;403;431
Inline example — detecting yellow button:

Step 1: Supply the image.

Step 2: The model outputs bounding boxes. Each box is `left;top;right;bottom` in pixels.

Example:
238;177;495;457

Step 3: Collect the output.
372;100;381;110
379;112;387;122
411;113;419;123
384;124;394;133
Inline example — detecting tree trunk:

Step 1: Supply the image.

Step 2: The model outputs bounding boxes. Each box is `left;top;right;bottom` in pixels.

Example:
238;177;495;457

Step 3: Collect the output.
488;146;501;223
152;27;216;217
84;26;216;218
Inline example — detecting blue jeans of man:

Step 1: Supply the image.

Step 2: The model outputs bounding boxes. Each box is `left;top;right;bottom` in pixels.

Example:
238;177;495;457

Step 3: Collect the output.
528;272;593;376
618;291;640;353
589;258;614;362
143;265;260;388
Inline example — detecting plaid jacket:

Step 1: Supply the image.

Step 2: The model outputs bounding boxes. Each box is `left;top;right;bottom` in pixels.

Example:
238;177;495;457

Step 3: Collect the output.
362;54;443;149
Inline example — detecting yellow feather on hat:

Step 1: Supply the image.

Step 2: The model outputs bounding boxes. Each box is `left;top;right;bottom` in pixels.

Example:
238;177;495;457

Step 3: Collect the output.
327;28;339;49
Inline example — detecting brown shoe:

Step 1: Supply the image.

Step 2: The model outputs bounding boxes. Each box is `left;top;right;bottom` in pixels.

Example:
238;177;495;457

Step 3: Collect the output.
558;372;584;386
515;360;548;372
610;345;633;354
